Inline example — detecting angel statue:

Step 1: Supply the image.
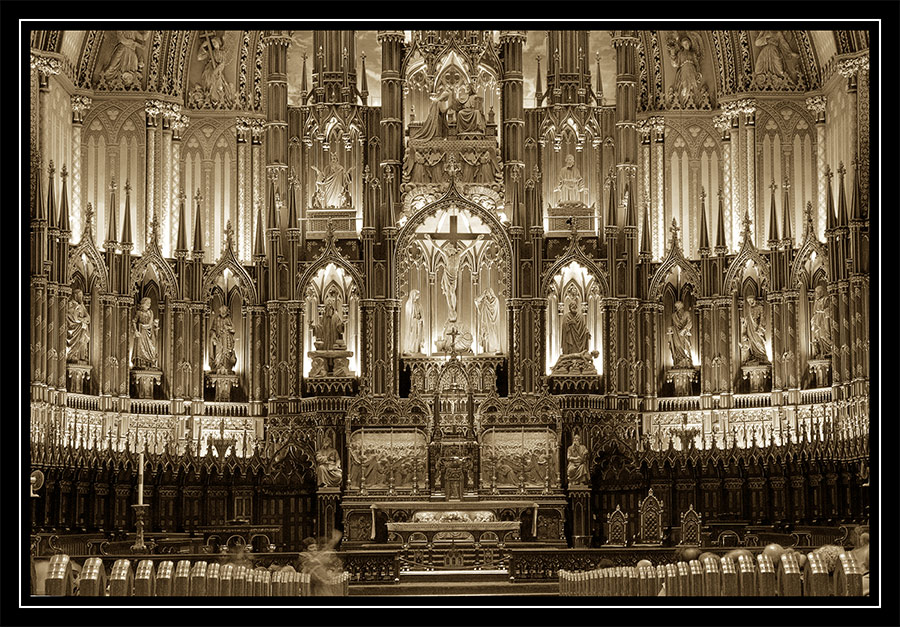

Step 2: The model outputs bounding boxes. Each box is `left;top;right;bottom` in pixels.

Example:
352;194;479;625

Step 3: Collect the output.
666;32;706;108
751;30;800;88
189;32;236;109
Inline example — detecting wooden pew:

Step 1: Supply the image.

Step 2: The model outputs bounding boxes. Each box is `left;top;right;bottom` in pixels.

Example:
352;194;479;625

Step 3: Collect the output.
834;552;862;596
206;562;221;596
756;554;776;596
109;559;134;597
300;571;312;597
622;566;638;596
155;560;175;596
251;567;271;596
719;557;738;596
219;563;234;596
286;569;302;596
676;561;691;596
737;554;757;596
190;561;208;596
77;557;107;596
701;556;721;596
173;560;191;596
803;552;831;597
664;563;679;596
44;554;74;596
688;560;704;596
776;552;802;597
232;564;249;596
134;560;155;596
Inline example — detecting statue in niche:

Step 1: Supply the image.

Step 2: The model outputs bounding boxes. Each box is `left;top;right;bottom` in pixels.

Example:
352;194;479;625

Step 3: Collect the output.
740;295;768;364
810;284;832;359
753;31;799;82
312;301;346;351
456;89;486;136
404;289;425;355
412;82;461;141
566;434;589;486
100;30;147;89
312;152;354;209
561;300;590;356
427;237;463;321
66;289;91;363
475;287;501;354
666;32;707;108
132;297;160;370
209;305;237;374
315;434;343;488
667;300;693;368
554;154;586;206
188;32;236;109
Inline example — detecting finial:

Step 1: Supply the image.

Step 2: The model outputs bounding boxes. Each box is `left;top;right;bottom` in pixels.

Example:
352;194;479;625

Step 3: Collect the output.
741;209;752;243
383;163;395;184
444;154;461;181
567;216;579;243
824;164;833;183
48;160;55;177
149;213;160;247
109;176;117;192
769;179;777;193
783;176;791;192
669;217;680;245
61;164;68;179
194;188;203;204
700;186;707;203
510;165;520;183
225;219;234;250
837;161;846;179
125;179;132;194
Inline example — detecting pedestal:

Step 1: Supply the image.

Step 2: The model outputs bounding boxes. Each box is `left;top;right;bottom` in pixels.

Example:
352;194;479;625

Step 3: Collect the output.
551;351;599;376
741;364;771;393
131;504;150;553
132;369;162;399
67;362;92;394
808;359;831;389
666;367;697;397
316;488;341;540
205;371;239;402
568;488;591;548
307;350;354;377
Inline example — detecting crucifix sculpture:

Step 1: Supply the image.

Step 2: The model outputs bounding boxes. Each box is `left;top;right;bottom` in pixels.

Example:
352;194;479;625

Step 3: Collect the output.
418;213;483;322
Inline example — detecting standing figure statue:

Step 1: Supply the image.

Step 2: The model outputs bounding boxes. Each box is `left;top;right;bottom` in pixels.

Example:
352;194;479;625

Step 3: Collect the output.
427;237;463;321
560;299;590;356
554;154;586;205
474;287;501;354
312;301;346;351
312;152;354;209
100;30;147;88
753;30;798;81
405;289;425;354
315;434;343;488
132;297;159;369
209;305;237;374
196;32;236;108
810;284;832;358
666;32;704;106
566;434;590;487
740;295;768;364
667;300;693;368
66;289;91;363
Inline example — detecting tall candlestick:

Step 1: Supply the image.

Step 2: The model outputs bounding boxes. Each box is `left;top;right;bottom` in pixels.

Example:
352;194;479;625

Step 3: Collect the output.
138;452;144;505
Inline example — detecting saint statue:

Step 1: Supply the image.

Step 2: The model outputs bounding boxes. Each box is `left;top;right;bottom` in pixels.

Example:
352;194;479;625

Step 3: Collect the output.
667;300;693;368
312;301;345;351
740;295;768;364
566;434;589;486
405;289;425;354
753;31;798;80
101;30;147;88
456;90;486;136
474;287;501;354
560;299;590;356
66;289;91;363
312;153;353;209
554;154;586;205
666;33;703;105
315;434;343;488
132;297;159;370
411;83;461;141
196;33;236;108
810;284;832;359
427;237;463;321
404;149;430;184
209;305;237;374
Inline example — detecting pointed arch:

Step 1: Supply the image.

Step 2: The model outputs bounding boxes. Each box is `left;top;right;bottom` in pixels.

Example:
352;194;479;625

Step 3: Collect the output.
648;239;703;301
131;238;179;300
723;237;772;295
201;242;258;305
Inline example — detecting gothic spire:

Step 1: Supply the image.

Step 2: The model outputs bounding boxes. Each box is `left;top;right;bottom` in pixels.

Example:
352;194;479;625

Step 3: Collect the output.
825;165;836;232
34;160;46;222
192;188;204;254
47;161;57;230
267;170;279;232
58;165;70;233
300;52;309;101
837;162;849;227
715;189;727;252
287;169;298;228
121;180;133;247
767;179;779;245
595;51;604;104
510;166;521;228
359;52;368;105
106;178;118;245
606;170;618;229
851;157;863;221
640;200;652;257
625;181;637;227
699;187;710;251
534;55;543;107
175;190;188;253
253;204;266;258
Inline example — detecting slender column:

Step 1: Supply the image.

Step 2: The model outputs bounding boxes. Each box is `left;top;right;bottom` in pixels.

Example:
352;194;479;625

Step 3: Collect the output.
144;101;160;240
236;118;250;260
31;54;60;198
377;31;404;212
715;298;732;400
612;32;639;204
160;106;175;256
769;293;783;392
70;95;92;238
250;120;265;253
697;300;713;397
500;31;526;230
652;118;665;260
805;96;827;240
741;100;758;245
190;304;205;401
713;115;732;252
784;292;799;391
171;112;188;257
728;108;742;249
262;31;292;202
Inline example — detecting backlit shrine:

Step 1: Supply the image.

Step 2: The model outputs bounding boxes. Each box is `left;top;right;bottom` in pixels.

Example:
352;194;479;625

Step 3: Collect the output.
25;25;874;600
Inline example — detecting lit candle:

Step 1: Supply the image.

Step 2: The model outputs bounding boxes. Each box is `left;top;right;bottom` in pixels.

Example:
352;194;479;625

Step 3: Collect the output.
137;452;144;505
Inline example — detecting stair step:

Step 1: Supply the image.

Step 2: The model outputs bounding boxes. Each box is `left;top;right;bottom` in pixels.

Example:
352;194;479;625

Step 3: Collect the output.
399;569;509;584
350;581;559;596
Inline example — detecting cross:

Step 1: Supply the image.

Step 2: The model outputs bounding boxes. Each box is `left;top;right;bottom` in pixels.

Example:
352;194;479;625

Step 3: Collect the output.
769;179;777;194
447;326;459;354
824;164;833;184
199;31;218;56
415;213;482;248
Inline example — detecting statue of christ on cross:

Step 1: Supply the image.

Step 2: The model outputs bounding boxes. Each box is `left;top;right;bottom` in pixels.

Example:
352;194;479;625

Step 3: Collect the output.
420;214;482;323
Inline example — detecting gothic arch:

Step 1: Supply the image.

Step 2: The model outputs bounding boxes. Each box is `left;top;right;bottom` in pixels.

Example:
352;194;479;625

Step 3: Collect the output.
723;234;772;294
394;183;513;301
68;226;110;294
648;236;703;301
131;230;179;300
200;241;258;305
296;232;366;301
540;235;610;297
